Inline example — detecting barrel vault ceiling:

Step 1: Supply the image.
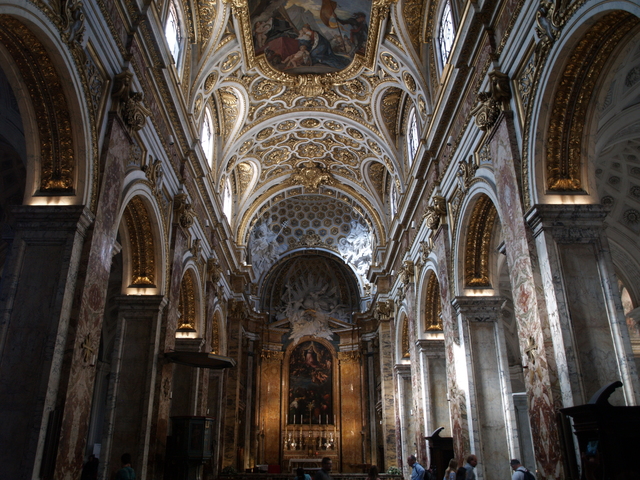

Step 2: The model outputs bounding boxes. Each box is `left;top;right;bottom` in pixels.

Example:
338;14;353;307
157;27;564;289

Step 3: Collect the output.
183;0;432;286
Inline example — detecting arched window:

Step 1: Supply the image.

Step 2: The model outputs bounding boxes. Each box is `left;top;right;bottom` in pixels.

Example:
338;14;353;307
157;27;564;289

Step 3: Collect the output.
223;178;232;221
201;107;214;166
437;0;454;66
165;0;182;64
407;107;419;165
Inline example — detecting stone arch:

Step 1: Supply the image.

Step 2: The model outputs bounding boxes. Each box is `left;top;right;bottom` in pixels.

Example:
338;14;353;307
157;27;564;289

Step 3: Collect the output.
422;270;443;333
463;193;499;289
0;13;93;205
530;3;640;204
118;183;167;295
178;267;202;334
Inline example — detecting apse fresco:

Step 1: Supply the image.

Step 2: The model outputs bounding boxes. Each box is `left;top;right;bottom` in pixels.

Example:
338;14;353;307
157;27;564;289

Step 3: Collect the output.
288;341;333;424
249;0;371;74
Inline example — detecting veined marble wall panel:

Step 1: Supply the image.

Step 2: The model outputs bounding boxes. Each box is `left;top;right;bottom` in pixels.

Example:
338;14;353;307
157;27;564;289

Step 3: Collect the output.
56;118;129;478
378;320;399;469
491;118;563;478
428;356;449;437
260;356;283;465
469;321;509;480
557;243;622;404
433;226;470;461
340;355;364;471
400;373;416;457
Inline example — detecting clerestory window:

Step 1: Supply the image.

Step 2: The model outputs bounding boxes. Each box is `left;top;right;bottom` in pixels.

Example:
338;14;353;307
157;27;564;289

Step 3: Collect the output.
165;0;182;64
438;0;454;67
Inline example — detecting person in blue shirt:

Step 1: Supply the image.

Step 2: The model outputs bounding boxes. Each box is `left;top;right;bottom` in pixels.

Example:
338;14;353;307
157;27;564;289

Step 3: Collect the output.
408;455;425;480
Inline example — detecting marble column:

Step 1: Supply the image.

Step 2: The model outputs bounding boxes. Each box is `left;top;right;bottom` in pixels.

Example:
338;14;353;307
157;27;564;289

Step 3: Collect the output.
378;318;398;470
100;295;167;479
416;339;449;440
0;205;92;480
527;204;640;406
452;296;517;480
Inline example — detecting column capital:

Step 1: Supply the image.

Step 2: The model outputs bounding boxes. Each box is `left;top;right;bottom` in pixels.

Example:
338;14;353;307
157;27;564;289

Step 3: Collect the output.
416;338;445;357
394;363;411;377
526;204;608;241
451;296;504;319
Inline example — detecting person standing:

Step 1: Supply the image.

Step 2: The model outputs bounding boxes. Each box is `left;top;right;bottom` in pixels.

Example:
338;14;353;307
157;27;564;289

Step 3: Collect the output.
443;459;458;480
296;467;312;480
408;455;426;480
463;455;477;480
315;457;333;480
115;453;135;480
510;459;534;480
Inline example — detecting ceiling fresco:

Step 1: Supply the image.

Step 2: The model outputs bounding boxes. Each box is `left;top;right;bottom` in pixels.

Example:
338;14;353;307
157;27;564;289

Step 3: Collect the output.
248;0;371;74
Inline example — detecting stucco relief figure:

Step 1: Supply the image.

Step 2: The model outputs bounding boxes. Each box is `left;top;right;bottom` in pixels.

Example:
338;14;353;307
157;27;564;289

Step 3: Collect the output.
248;221;286;279
289;341;333;424
279;274;348;344
337;220;372;276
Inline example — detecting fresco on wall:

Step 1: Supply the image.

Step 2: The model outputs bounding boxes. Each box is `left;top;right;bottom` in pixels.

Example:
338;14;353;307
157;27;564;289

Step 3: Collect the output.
248;0;371;73
288;341;333;424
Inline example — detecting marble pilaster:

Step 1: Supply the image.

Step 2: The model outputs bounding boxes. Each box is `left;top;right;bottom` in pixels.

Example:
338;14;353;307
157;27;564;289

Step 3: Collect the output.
148;225;189;479
416;339;448;441
452;296;516;480
491;114;564;479
395;363;414;467
378;318;399;470
99;295;167;480
432;225;470;463
0;205;92;480
526;204;640;406
221;313;243;469
54;115;131;480
403;286;428;464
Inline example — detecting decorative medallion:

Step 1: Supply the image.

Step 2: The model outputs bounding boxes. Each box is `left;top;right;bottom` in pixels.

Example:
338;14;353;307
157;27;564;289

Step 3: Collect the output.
403;71;416;93
221;52;241;72
278;120;297;130
204;72;218;92
381;52;400;72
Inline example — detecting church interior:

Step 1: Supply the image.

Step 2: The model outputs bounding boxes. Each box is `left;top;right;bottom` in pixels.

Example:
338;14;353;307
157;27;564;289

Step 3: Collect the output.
1;0;640;479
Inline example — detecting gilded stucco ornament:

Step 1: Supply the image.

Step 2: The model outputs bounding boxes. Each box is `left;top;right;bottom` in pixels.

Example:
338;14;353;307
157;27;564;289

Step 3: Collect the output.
399;260;414;284
457;156;478;193
174;193;197;229
288;162;335;192
471;70;511;131
112;71;152;132
375;300;393;320
59;0;86;45
208;258;222;284
423;196;446;231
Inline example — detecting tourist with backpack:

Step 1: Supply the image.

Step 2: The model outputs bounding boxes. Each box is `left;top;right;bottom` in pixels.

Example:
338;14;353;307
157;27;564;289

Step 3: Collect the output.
510;459;535;480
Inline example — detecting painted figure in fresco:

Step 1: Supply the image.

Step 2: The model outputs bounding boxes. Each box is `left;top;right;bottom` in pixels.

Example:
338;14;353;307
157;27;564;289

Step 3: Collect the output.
284;44;311;68
289;341;332;424
336;12;368;54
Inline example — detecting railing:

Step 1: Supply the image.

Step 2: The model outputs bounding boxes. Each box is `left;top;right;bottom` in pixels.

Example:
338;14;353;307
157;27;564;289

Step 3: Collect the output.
219;474;404;480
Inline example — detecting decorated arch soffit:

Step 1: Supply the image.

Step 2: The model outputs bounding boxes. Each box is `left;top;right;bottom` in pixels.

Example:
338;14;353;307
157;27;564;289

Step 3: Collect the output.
224;0;396;85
